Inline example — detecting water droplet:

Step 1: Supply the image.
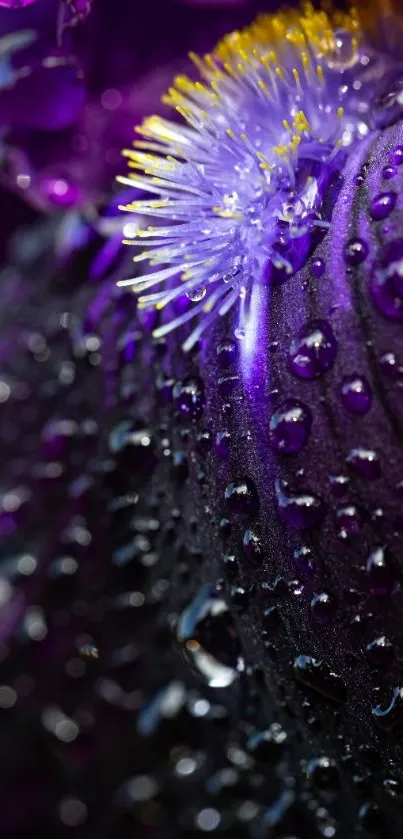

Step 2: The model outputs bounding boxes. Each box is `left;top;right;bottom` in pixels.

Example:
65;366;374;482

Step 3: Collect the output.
373;687;403;731
262;605;281;630
221;554;238;581
289;320;337;379
358;803;383;835
242;529;263;563
269;400;312;454
275;480;326;529
196;429;212;454
341;375;372;414
390;144;403;166
306;757;340;794
328;474;350;497
247;723;287;762
109;421;156;476
215;431;231;460
293;545;315;576
336;504;362;538
230;585;249;612
370;192;397;221
382;165;397;180
346;447;381;480
218;517;231;538
312;258;325;278
366;546;394;596
344;238;369;266
174;377;204;418
383;777;403;798
293;655;346;703
310;592;337;625
216;339;237;368
172;451;189;483
187;286;206;302
224;478;259;516
379;350;403;381
177;584;244;688
365;636;394;666
370;238;403;321
218;375;240;397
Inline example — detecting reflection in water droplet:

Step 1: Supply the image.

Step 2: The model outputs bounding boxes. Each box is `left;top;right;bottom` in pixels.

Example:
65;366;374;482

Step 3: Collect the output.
177;584;244;688
187;286;206;303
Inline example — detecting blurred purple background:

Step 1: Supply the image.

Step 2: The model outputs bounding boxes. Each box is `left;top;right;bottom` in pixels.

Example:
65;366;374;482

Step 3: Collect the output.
0;0;269;258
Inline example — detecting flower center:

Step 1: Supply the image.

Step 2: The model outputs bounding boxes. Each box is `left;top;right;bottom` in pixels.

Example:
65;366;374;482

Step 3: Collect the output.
118;2;402;350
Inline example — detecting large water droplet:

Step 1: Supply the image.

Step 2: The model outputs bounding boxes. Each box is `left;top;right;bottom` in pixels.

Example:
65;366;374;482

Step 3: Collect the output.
289;320;337;379
269;400;312;453
177;584;244;688
275;480;326;529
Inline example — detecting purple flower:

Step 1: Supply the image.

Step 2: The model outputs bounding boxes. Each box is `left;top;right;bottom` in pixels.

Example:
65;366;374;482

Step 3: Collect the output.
3;1;403;837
